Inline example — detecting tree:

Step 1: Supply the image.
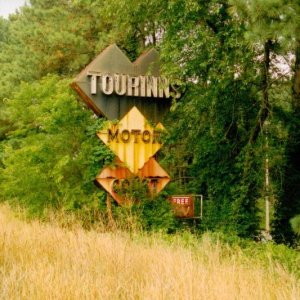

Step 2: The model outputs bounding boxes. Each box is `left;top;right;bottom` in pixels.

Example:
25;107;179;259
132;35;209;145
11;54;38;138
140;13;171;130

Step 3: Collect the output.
157;0;299;239
0;75;113;215
156;0;263;236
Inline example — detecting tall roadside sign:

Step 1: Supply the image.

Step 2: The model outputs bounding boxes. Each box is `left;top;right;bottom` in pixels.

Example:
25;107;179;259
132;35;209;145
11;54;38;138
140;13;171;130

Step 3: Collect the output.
71;44;179;204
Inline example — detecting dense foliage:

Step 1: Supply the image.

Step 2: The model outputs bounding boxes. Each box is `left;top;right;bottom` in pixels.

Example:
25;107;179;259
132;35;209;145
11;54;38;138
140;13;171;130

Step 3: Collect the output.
0;0;299;243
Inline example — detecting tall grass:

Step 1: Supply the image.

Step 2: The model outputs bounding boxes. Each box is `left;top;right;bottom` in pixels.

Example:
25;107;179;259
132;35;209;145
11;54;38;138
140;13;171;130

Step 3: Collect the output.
0;204;299;300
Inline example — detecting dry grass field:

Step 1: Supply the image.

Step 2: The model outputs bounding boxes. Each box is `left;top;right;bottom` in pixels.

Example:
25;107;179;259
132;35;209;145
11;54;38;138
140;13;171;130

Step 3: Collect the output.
0;204;299;300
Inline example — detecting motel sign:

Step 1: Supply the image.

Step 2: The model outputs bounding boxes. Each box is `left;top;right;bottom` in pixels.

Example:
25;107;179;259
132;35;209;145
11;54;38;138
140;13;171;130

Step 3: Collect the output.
71;44;172;204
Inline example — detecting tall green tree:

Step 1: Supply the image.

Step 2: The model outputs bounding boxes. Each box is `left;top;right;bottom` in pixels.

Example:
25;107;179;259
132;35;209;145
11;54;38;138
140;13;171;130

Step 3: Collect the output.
0;0;162;216
156;0;263;236
0;75;113;215
156;0;297;239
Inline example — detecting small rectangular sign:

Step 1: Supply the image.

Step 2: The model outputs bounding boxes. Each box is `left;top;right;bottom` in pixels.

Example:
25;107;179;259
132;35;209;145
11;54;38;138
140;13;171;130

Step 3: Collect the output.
170;195;194;218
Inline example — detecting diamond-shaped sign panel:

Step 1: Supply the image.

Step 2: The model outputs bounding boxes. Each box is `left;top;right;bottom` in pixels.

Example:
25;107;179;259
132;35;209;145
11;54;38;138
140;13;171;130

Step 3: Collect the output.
138;157;170;194
97;106;164;174
96;157;170;204
71;44;171;123
95;161;132;205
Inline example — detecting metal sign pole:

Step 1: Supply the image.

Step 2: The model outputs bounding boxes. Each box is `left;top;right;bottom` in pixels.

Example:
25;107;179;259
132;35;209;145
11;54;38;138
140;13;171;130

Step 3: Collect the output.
193;195;203;219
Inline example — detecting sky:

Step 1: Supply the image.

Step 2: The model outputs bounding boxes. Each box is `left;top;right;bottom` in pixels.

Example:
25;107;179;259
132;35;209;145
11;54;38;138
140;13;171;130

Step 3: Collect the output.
0;0;27;18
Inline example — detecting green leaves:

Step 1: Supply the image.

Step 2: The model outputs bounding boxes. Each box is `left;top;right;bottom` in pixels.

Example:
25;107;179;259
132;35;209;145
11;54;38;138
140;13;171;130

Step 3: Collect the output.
0;75;110;215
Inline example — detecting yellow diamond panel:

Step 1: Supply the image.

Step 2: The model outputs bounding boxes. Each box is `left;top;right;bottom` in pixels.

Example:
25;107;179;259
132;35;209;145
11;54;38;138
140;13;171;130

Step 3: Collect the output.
97;106;164;174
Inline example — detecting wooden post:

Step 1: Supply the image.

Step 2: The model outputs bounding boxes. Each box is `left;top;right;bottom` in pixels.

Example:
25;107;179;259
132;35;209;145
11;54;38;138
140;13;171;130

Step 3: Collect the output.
265;123;271;235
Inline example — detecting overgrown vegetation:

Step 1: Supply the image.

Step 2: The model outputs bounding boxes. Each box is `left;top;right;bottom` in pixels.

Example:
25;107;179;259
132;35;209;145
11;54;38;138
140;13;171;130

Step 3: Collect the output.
0;0;300;244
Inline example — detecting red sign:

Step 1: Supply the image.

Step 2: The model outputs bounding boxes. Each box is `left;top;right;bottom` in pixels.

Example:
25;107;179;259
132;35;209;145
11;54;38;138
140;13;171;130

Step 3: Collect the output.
170;195;194;218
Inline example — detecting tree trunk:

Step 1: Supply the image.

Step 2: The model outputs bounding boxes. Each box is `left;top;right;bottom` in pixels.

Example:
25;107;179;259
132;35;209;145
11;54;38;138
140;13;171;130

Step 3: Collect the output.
249;39;272;145
243;39;272;178
293;39;300;108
